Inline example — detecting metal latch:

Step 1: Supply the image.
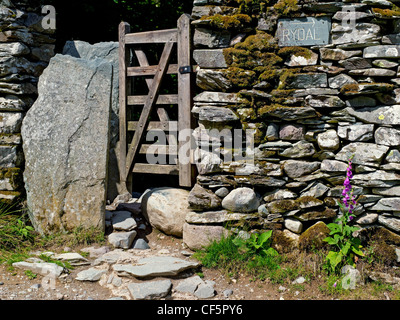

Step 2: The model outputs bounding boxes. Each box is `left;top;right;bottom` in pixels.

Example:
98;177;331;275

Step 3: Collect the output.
179;65;192;74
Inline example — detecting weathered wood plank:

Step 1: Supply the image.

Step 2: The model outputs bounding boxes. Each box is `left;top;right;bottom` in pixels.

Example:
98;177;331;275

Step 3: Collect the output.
127;94;178;105
125;41;174;179
138;144;178;155
118;21;130;185
125;29;177;44
127;121;178;131
127;64;178;77
177;14;195;187
132;163;179;175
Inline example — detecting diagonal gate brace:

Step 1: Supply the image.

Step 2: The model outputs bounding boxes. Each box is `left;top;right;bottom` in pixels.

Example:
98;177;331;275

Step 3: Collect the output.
125;41;174;180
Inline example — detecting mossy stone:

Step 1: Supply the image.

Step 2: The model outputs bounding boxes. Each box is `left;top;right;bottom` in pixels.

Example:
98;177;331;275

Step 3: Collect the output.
298;221;330;251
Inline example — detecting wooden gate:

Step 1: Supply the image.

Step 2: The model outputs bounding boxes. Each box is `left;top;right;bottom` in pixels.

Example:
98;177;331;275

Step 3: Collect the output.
118;14;195;190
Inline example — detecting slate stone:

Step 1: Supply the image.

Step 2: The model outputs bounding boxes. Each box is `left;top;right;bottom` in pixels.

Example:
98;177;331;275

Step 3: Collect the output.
279;140;316;158
348;68;396;77
75;268;107;281
195;281;216;299
193;49;228;68
364;45;400;58
320;159;348;172
175;275;203;294
386;149;400;163
378;215;400;233
198;106;239;122
185;210;252;224
338;57;372;70
111;211;137;231
128;280;172;300
320;48;361;61
113;256;200;278
371;198;400;211
196;68;231;92
337;123;374;141
305;95;345;108
345;96;377;108
335;142;389;166
108;231;137;249
188;184;222;211
374;127;400;146
12;261;64;278
328;74;357;89
353;170;400;187
132;238;150;250
194;28;230;48
282;160;320;178
332;23;380;45
346;105;400;125
285;73;327;89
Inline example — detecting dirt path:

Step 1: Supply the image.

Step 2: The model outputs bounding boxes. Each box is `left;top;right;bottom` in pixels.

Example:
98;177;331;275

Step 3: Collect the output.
0;228;397;301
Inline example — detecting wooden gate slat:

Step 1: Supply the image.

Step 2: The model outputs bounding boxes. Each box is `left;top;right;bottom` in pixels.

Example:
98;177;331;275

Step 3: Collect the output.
128;121;178;131
125;28;177;44
125;41;174;180
127;64;178;77
127;94;178;105
132;163;179;175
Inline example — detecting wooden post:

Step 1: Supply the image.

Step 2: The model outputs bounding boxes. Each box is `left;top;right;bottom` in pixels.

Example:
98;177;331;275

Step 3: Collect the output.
177;14;194;187
118;21;130;189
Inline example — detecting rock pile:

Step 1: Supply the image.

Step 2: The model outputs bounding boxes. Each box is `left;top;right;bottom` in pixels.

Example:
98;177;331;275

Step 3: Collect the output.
0;0;55;204
186;0;400;247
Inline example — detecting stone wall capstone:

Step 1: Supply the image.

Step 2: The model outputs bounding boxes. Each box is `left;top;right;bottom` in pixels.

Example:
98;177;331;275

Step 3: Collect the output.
184;0;400;249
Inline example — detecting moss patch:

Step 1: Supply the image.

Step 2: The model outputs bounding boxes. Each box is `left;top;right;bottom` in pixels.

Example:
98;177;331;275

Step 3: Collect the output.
278;46;314;59
273;0;299;16
201;13;252;30
0;168;22;190
299;221;330;252
225;67;258;88
372;6;400;18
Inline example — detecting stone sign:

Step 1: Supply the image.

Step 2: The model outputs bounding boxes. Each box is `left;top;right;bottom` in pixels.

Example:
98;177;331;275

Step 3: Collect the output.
277;17;331;47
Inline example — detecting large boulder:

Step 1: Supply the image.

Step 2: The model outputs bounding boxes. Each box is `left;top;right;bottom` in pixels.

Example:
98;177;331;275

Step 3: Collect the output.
62;40;123;201
141;187;191;237
21;54;112;234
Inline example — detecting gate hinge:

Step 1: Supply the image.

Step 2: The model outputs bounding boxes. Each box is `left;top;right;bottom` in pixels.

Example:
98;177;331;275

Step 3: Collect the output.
179;65;192;74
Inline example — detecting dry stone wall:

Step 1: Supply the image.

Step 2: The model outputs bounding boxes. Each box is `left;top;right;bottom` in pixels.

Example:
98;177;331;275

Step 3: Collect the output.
185;0;400;248
0;0;55;204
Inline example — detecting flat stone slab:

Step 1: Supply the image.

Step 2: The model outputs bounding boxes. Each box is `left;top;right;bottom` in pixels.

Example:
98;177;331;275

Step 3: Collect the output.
75;268;107;281
113;256;200;278
53;252;90;266
186;210;253;224
111;211;137;231
12;261;64;278
127;279;172;300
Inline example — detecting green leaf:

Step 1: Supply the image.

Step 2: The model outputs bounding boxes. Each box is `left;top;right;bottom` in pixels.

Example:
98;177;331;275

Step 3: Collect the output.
351;246;364;257
326;251;343;272
341;242;351;256
257;230;272;246
323;236;338;245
